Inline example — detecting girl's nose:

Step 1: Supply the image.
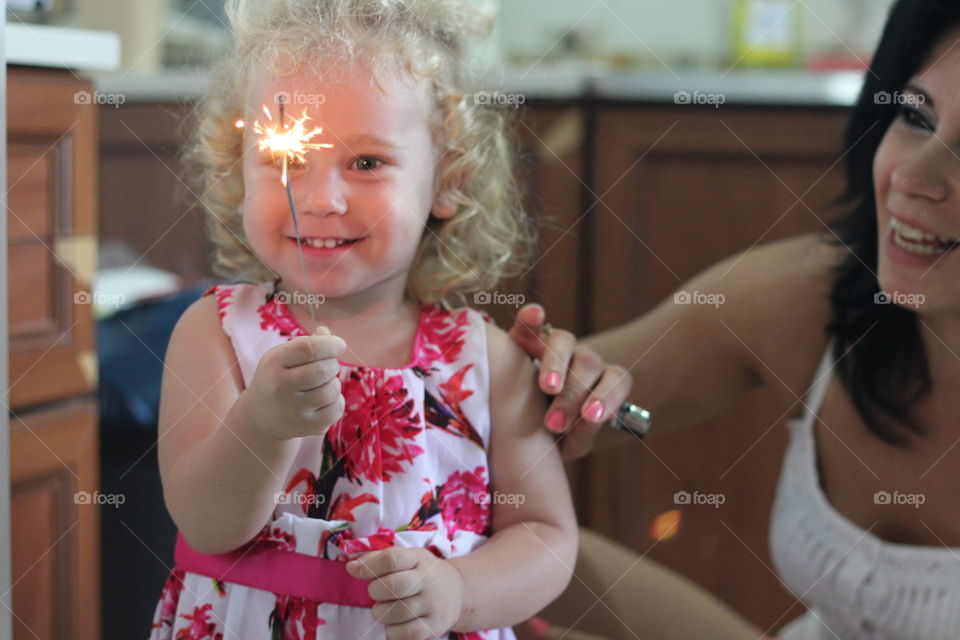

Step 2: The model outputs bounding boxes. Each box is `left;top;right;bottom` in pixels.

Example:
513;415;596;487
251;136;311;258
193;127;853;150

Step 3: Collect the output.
299;165;348;216
890;141;953;204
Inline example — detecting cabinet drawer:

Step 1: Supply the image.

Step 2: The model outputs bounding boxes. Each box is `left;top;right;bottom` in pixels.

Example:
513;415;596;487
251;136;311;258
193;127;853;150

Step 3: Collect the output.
10;399;99;640
7;68;98;410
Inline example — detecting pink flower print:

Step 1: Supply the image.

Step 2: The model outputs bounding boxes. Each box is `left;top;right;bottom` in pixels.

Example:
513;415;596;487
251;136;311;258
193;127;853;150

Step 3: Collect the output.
202;285;235;322
424;364;485;448
336;527;397;560
270;594;326;640
401;489;441;533
437;466;492;539
328;492;380;522
283;468;328;517
327;370;424;483
252;524;297;552
258;294;307;337
416;306;470;367
150;567;187;630
176;603;224;640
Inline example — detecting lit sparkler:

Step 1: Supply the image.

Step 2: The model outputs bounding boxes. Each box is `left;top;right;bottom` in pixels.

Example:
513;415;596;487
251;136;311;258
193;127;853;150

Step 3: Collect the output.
239;100;333;330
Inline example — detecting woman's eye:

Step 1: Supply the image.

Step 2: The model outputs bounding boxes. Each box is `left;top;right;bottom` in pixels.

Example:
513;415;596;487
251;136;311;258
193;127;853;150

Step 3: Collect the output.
898;105;935;132
353;157;383;171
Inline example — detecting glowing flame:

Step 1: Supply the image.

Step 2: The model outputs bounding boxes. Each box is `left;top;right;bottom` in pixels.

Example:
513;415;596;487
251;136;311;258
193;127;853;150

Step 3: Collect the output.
253;107;333;185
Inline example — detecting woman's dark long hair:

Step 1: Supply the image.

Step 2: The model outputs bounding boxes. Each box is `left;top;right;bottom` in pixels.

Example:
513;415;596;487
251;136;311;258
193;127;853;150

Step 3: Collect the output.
827;0;960;446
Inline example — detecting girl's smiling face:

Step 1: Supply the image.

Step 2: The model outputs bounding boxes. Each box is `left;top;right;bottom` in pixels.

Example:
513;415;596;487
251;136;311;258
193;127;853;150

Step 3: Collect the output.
874;28;960;314
240;64;454;303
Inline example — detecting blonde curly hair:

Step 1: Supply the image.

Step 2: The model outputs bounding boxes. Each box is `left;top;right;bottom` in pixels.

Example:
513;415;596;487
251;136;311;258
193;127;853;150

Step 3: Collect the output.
191;0;532;307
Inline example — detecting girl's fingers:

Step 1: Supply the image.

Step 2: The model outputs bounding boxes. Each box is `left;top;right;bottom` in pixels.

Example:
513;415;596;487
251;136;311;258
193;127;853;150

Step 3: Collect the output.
294;358;341;392
372;595;427;626
301;377;342;410
543;348;603;433
345;547;417;580
279;334;346;368
507;303;547;360
367;569;423;601
385;617;434;640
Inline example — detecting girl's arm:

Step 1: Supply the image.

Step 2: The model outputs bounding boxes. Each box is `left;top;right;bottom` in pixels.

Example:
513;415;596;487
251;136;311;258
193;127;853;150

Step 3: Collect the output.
446;321;578;631
345;321;578;638
159;295;343;554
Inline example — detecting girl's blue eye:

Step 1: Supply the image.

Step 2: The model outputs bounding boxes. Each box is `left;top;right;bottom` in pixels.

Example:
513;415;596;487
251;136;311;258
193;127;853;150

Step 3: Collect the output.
898;105;935;133
353;157;382;171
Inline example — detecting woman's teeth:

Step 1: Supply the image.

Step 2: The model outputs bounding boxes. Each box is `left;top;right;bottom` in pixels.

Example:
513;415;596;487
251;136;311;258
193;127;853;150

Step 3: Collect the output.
891;218;958;255
300;237;354;249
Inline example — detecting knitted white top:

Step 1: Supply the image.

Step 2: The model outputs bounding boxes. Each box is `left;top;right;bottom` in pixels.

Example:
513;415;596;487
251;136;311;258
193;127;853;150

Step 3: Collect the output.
770;343;960;640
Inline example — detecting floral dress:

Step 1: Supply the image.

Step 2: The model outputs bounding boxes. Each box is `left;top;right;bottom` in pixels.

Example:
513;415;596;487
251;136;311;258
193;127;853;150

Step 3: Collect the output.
148;280;514;640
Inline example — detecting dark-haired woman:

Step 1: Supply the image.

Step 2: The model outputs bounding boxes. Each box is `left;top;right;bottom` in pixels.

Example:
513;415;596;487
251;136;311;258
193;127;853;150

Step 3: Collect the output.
510;1;960;638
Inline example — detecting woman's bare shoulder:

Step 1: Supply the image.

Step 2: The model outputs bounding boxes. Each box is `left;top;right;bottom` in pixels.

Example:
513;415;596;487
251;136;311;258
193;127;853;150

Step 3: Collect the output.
719;233;842;400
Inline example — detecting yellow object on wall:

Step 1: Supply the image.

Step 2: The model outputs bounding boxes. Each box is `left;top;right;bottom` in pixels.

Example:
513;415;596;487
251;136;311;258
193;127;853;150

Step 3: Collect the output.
733;0;802;68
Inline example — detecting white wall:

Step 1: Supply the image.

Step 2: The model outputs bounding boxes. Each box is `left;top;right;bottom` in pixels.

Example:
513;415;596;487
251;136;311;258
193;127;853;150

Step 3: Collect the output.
496;0;896;69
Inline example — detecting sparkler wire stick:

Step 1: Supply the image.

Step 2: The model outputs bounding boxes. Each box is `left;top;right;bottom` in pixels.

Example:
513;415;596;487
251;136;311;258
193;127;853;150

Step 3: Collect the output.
279;99;317;331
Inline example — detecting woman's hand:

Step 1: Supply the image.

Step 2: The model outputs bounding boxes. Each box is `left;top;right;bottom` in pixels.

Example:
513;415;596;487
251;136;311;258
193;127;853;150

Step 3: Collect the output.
508;304;633;460
346;547;466;640
241;326;346;442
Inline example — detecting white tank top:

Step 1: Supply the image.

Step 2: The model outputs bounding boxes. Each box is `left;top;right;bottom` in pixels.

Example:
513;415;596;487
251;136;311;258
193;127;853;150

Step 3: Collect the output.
769;343;960;640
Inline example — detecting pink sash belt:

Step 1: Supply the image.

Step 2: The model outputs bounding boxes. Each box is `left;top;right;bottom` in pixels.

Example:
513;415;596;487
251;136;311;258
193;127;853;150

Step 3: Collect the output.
174;532;375;607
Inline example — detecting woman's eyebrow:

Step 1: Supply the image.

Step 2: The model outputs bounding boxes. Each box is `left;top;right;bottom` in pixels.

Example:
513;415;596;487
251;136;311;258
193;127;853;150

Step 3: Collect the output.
904;84;934;107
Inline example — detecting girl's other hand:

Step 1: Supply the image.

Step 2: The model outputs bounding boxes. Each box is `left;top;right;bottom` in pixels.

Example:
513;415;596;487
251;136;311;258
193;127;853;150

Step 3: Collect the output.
346;547;466;640
241;325;346;441
508;304;633;461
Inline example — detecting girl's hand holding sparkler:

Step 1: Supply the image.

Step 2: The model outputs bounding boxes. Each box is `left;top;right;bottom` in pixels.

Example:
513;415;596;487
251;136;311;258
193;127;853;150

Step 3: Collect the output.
238;325;346;441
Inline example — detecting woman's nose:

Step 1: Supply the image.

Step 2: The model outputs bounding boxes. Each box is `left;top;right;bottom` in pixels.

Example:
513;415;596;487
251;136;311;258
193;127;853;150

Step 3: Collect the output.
298;164;347;216
890;141;954;204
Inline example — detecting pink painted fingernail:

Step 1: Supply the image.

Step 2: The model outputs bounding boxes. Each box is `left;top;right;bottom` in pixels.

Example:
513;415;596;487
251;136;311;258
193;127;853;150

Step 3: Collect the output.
546;410;565;432
545;371;561;390
586;400;605;422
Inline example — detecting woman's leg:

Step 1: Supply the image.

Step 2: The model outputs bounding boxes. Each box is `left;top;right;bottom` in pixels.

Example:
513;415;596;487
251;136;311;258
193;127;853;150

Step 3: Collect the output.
534;528;767;640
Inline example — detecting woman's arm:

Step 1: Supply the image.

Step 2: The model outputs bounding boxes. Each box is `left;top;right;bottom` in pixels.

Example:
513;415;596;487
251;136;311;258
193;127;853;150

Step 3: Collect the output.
512;233;836;458
541;529;768;640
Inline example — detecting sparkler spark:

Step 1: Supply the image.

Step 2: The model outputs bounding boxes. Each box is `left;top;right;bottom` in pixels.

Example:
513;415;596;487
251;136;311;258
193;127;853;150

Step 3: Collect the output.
253;107;332;185
238;103;334;331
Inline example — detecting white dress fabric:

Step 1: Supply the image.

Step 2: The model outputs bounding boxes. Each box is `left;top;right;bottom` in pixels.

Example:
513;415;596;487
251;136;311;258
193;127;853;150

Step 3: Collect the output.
770;343;960;639
148;281;515;640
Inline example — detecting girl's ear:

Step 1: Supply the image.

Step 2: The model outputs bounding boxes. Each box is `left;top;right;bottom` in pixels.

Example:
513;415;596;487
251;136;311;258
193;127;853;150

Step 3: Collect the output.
432;192;457;219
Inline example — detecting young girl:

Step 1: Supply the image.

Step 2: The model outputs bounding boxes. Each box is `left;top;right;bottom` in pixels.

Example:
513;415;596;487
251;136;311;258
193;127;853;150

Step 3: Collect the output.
147;1;577;639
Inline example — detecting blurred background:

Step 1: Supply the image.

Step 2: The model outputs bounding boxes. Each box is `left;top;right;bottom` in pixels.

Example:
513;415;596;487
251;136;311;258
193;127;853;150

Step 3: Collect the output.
4;0;897;639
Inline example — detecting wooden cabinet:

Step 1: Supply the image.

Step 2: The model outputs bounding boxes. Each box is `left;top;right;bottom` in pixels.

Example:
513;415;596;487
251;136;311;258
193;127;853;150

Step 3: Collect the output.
7;67;100;640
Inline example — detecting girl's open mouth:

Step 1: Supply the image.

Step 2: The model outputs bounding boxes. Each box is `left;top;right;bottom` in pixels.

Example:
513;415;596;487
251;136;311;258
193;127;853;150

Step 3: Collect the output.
291;237;362;250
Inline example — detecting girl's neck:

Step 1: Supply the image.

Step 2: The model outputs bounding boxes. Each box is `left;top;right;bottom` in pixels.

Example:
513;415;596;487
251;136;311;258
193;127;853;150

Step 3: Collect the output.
276;278;422;368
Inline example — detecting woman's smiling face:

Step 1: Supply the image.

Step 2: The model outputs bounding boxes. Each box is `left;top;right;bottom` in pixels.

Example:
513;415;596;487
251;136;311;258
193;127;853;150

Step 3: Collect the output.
239;64;454;302
874;27;960;314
